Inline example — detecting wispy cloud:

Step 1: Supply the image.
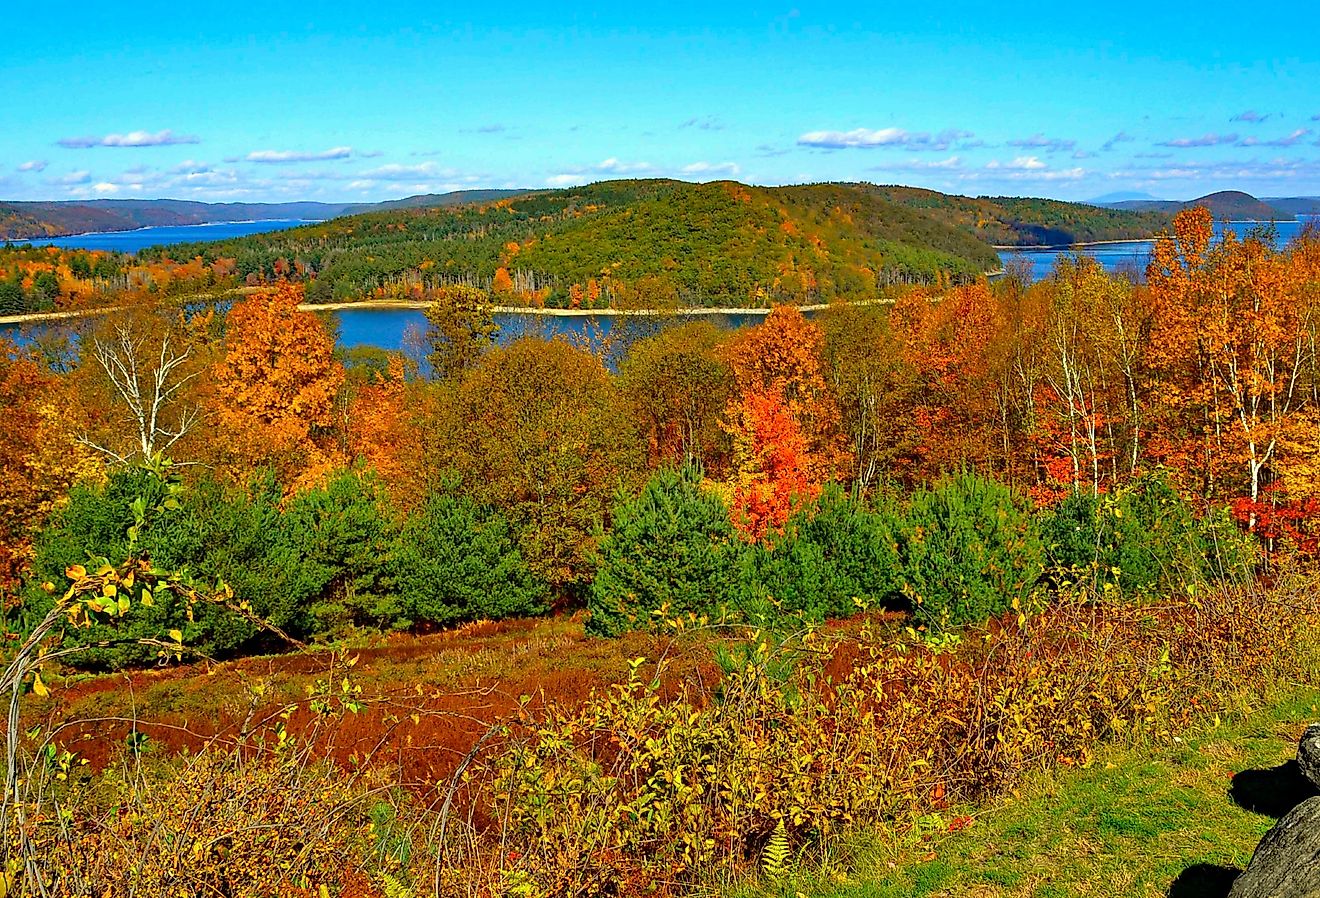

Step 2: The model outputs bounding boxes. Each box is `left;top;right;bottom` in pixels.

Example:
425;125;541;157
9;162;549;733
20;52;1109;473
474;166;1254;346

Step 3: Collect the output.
245;146;354;164
797;127;974;151
1007;134;1076;153
1230;110;1270;123
1238;128;1312;148
545;158;656;186
987;156;1047;171
1156;133;1239;148
1101;131;1135;152
868;156;964;172
53;170;92;185
1111;157;1320;183
58;129;200;149
679;161;741;177
17;160;48;172
356;163;446;180
680;115;725;131
475;124;507;134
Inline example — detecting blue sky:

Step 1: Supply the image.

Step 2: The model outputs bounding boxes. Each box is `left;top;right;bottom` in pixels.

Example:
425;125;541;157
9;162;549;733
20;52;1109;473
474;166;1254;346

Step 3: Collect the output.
3;1;1318;204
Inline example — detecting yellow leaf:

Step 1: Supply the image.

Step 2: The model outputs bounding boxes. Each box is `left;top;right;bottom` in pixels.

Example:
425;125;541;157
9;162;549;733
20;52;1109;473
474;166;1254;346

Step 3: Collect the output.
32;672;49;698
65;564;86;580
169;629;183;643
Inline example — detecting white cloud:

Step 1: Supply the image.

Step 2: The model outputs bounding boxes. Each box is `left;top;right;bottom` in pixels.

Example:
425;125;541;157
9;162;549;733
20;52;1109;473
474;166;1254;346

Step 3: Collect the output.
245;146;354;164
680;161;741;177
868;156;964;172
17;160;48;172
58;129;199;148
797;127;974;151
1238;129;1312;148
986;156;1048;171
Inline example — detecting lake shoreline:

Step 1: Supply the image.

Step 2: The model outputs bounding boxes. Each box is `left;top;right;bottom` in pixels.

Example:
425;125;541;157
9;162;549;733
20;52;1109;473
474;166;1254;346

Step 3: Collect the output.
993;236;1163;250
301;297;905;317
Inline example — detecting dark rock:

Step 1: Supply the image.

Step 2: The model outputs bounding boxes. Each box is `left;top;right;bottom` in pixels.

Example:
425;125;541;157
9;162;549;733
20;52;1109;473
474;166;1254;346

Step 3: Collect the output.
1299;724;1320;790
1227;796;1320;898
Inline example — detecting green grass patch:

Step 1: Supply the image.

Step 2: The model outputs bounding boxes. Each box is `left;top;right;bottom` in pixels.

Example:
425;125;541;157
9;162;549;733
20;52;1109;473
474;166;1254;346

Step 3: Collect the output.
736;685;1320;898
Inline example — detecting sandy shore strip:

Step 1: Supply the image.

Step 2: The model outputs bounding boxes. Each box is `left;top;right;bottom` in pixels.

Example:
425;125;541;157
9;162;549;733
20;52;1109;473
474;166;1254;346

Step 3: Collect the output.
1;292;927;328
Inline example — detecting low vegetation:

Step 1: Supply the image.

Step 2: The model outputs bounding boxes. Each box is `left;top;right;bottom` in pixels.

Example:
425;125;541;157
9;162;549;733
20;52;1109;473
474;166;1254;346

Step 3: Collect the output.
1;206;1319;895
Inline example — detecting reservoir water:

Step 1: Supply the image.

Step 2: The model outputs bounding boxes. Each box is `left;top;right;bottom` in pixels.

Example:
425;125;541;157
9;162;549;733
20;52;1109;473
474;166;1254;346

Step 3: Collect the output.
9;219;315;252
997;217;1317;283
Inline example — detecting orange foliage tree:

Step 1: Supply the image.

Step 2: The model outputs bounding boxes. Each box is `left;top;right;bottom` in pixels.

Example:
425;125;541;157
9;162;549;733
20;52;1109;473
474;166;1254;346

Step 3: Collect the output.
721;306;849;482
1148;209;1320;522
723;388;816;541
0;345;101;589
345;356;422;506
210;284;345;490
892;283;1009;478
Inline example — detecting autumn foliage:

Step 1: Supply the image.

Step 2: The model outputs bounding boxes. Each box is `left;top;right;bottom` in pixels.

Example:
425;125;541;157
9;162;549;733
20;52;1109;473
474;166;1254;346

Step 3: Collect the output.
210;283;345;490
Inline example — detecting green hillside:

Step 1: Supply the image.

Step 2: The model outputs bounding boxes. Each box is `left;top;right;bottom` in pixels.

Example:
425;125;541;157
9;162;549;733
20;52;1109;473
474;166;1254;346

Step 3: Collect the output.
147;179;1004;307
856;184;1175;246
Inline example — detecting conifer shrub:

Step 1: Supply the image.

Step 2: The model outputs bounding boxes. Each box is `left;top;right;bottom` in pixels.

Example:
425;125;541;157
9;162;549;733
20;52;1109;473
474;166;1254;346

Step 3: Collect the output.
23;469;256;668
388;492;547;628
897;471;1044;629
1040;473;1257;598
281;469;398;636
736;484;903;621
587;464;740;636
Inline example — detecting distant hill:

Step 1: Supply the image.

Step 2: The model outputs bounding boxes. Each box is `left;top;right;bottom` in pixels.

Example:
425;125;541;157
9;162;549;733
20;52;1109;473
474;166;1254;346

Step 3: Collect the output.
1086;190;1165;205
1264;196;1320;217
1105;190;1292;221
0;191;536;240
0;199;352;239
342;189;530;214
146;179;1009;306
855;184;1173;246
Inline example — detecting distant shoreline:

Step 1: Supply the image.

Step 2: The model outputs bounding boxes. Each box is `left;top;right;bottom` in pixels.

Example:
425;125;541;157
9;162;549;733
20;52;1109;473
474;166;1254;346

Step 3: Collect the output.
3;218;319;244
994;237;1161;251
0;294;909;327
298;297;904;317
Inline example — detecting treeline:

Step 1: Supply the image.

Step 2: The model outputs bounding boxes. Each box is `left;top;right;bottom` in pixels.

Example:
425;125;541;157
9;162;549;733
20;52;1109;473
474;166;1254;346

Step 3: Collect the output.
139;180;1002;307
0;244;236;315
860;184;1175;246
4;207;1319;667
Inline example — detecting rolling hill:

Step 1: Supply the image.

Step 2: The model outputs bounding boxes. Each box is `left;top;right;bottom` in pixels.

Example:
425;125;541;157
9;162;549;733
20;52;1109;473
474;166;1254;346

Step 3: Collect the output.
854;184;1175;246
1264;196;1320;217
145;179;1011;306
1103;190;1296;221
0;191;533;240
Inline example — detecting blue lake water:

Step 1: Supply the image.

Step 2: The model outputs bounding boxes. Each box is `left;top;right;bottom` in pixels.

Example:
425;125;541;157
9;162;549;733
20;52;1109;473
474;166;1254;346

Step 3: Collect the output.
998;218;1317;283
9;219;314;253
332;307;766;354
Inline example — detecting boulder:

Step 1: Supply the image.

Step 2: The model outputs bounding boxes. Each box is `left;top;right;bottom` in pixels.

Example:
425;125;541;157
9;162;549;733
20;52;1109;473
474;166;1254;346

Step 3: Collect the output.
1299;724;1320;790
1227;796;1320;898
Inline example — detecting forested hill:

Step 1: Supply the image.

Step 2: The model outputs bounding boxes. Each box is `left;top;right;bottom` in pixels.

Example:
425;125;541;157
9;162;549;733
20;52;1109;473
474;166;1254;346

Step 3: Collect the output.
146;179;1007;307
856;184;1175;246
0;191;531;240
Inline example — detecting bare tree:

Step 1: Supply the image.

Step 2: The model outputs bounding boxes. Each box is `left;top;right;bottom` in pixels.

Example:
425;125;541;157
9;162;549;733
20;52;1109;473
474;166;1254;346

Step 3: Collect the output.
80;319;200;464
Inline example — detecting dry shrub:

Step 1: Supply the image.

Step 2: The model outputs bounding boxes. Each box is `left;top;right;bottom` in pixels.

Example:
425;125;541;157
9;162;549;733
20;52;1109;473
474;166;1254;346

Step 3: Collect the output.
11;742;383;898
430;583;1315;896
10;583;1315;897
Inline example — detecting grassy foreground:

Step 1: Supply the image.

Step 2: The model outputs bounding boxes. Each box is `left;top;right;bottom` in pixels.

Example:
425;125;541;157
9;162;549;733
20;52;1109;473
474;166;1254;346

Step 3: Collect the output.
743;684;1320;898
